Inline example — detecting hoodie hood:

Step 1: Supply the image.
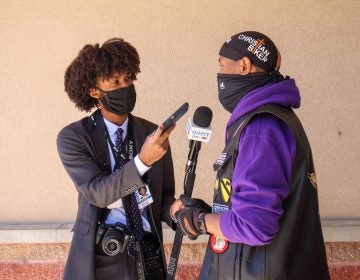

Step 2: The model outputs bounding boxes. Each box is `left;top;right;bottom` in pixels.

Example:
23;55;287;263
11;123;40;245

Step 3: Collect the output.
227;78;301;128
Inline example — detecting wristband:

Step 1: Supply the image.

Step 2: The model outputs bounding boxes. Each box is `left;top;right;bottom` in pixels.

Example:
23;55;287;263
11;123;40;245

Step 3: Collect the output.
197;213;208;234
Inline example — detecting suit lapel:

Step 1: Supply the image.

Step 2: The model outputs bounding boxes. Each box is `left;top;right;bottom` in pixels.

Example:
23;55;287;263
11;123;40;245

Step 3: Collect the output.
130;114;154;185
85;110;112;174
130;114;159;234
130;114;150;154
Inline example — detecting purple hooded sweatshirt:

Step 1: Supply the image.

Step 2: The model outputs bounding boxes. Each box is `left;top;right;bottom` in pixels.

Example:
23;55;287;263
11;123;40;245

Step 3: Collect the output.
219;78;301;246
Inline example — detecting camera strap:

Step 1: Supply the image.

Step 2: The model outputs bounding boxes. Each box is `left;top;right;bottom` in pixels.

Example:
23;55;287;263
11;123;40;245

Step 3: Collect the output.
136;240;146;280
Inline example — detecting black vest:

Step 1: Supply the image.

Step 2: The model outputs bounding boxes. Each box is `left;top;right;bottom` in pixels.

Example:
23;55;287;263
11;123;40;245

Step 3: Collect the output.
199;104;330;280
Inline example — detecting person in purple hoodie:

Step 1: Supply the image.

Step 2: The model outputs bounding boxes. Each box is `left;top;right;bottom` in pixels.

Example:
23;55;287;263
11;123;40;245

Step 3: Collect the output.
175;31;330;279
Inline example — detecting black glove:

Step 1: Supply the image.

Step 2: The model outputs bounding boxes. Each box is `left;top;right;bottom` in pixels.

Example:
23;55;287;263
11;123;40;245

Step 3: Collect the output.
175;195;212;240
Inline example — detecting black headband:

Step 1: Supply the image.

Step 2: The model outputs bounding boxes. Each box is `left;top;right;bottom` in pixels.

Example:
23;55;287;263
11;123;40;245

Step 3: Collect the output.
219;31;278;72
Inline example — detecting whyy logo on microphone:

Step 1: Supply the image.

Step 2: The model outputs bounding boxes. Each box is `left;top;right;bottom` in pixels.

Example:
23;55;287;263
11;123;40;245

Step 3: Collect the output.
186;118;212;143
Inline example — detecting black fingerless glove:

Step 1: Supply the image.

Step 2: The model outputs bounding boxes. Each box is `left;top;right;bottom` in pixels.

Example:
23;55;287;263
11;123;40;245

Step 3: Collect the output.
175;195;212;240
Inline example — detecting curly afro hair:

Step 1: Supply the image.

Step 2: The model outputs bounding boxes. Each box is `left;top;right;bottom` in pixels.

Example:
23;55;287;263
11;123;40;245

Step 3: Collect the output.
64;38;140;112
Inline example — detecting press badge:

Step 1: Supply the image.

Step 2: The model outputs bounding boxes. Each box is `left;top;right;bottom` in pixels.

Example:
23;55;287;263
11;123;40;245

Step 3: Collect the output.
212;203;229;214
135;185;153;210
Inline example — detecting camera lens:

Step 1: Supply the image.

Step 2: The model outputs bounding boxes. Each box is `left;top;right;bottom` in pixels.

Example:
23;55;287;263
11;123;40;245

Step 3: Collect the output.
102;238;122;256
108;242;117;251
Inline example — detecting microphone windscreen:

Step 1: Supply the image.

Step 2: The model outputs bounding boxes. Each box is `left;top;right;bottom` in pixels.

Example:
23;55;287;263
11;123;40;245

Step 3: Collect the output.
193;106;213;128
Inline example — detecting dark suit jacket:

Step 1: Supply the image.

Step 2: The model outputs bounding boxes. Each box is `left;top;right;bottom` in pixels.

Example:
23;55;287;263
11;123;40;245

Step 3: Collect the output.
57;110;176;280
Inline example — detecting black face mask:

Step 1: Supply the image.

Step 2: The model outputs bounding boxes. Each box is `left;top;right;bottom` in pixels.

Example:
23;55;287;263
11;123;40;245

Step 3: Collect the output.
98;84;137;115
217;71;284;113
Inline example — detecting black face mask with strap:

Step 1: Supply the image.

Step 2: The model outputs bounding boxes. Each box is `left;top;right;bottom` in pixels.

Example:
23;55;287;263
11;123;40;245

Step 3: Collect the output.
217;71;285;113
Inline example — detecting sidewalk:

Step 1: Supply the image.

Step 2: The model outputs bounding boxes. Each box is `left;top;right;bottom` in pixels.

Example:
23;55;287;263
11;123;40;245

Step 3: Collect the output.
0;218;359;279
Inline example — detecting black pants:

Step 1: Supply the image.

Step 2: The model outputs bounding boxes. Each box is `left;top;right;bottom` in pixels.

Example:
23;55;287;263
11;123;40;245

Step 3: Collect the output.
95;232;165;280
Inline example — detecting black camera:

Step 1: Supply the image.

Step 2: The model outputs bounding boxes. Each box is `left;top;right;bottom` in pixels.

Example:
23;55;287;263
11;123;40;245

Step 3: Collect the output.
96;223;132;256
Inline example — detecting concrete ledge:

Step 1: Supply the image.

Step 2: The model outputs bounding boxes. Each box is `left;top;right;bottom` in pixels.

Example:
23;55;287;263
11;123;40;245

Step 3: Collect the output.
0;218;359;243
0;222;73;243
321;218;360;242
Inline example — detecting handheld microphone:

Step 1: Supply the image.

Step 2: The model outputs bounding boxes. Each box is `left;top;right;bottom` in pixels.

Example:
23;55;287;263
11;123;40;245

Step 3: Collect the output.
167;106;213;280
186;106;213;142
184;106;213;177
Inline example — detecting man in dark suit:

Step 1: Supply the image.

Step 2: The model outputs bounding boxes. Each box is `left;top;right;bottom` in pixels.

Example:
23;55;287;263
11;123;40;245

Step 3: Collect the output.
57;38;182;280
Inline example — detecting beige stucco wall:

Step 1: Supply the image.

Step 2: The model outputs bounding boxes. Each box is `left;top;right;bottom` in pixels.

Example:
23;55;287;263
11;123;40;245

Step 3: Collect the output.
0;0;359;222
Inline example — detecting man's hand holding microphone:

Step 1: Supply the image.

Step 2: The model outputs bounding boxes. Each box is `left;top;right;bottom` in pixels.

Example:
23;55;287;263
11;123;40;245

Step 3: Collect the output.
174;195;212;240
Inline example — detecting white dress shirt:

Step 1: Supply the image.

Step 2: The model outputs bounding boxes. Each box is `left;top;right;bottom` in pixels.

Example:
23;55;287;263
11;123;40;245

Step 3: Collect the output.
103;117;152;232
